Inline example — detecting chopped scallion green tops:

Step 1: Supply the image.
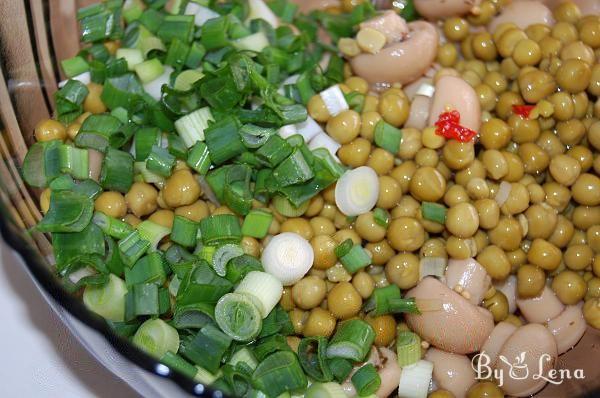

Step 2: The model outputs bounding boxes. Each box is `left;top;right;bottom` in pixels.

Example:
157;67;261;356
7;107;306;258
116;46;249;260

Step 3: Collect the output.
23;1;391;397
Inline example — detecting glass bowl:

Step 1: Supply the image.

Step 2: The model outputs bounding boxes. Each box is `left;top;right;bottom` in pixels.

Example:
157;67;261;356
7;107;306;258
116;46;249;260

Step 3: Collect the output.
0;1;598;397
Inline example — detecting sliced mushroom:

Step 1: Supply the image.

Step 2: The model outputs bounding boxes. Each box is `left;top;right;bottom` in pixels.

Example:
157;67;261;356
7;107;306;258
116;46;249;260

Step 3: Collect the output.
445;258;492;305
495;324;558;397
413;0;482;20
350;21;439;88
494;275;517;314
405;277;495;354
488;1;554;32
546;305;587;355
428;75;481;132
516;286;565;324
425;348;477;398
480;321;518;367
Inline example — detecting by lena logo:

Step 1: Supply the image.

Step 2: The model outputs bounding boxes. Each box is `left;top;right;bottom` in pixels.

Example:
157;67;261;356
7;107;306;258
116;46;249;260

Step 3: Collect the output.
471;352;585;387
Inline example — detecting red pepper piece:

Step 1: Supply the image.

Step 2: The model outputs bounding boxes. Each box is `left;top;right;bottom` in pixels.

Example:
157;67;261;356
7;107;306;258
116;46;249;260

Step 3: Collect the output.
512;104;535;119
434;110;477;143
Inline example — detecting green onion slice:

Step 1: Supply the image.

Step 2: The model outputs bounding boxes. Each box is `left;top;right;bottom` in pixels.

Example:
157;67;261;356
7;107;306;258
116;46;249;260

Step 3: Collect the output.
215;293;263;342
351;364;381;397
326;319;375;362
132;318;180;359
298;337;333;382
212;244;244;277
396;330;422;367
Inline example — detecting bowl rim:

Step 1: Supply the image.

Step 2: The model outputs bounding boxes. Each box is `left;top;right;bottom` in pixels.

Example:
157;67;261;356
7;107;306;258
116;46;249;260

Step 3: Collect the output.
0;199;223;398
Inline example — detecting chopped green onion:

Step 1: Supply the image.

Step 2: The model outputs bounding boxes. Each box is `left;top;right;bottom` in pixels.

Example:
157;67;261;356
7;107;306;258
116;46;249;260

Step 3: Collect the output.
421;202;447;224
201;16;229;50
58;145;89;180
241;210;273;239
52;223;105;274
259;305;293;338
119;230;151;267
305;382;347;398
135;58;165;83
77;1;123;43
397;360;433;398
75;114;125;152
139;8;164;33
225;255;264;284
312;148;345;179
334;238;353;259
92;211;134;239
326;319;375;362
137;220;171;249
185;42;206;69
204;116;245;165
234;31;270;52
124;252;167;286
345;91;365;113
115;48;144;70
364;284;401;316
235;271;283;318
212;244;244;277
134;161;165;184
160;352;198;380
83;274;128;322
146;145;176;177
328;358;353;383
199;245;216;264
339;244;371;274
101;74;145;110
125;282;160;318
373;208;390;228
273;149;314;187
175;107;214;147
165;38;190;70
240;124;278;149
167;134;188;160
37;191;93;233
268;0;298;23
351;364;381;397
170;215;199;248
61;56;89;78
199;214;242;246
230;347;259;370
100;147;134;193
179;324;232;373
176;262;233;305
123;0;144;23
253;334;292;362
374;120;402;154
134;127;161;161
174;69;204;91
173;302;215;329
141;36;167;57
272;195;309;218
54;80;88;123
256;134;293;167
132;318;180;358
184;141;210;175
215;292;263;342
396;330;422;367
157;15;195;43
253;350;308;397
387;297;420;314
22;141;57;188
298;337;333;382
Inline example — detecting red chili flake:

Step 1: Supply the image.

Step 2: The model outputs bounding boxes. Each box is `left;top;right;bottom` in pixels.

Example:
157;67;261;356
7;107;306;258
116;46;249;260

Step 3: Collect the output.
512;104;535;119
434;110;477;142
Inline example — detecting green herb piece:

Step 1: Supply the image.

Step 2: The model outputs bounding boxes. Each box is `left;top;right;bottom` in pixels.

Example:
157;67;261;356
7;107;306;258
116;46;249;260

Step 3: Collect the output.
241;210;273;239
374;120;402;154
